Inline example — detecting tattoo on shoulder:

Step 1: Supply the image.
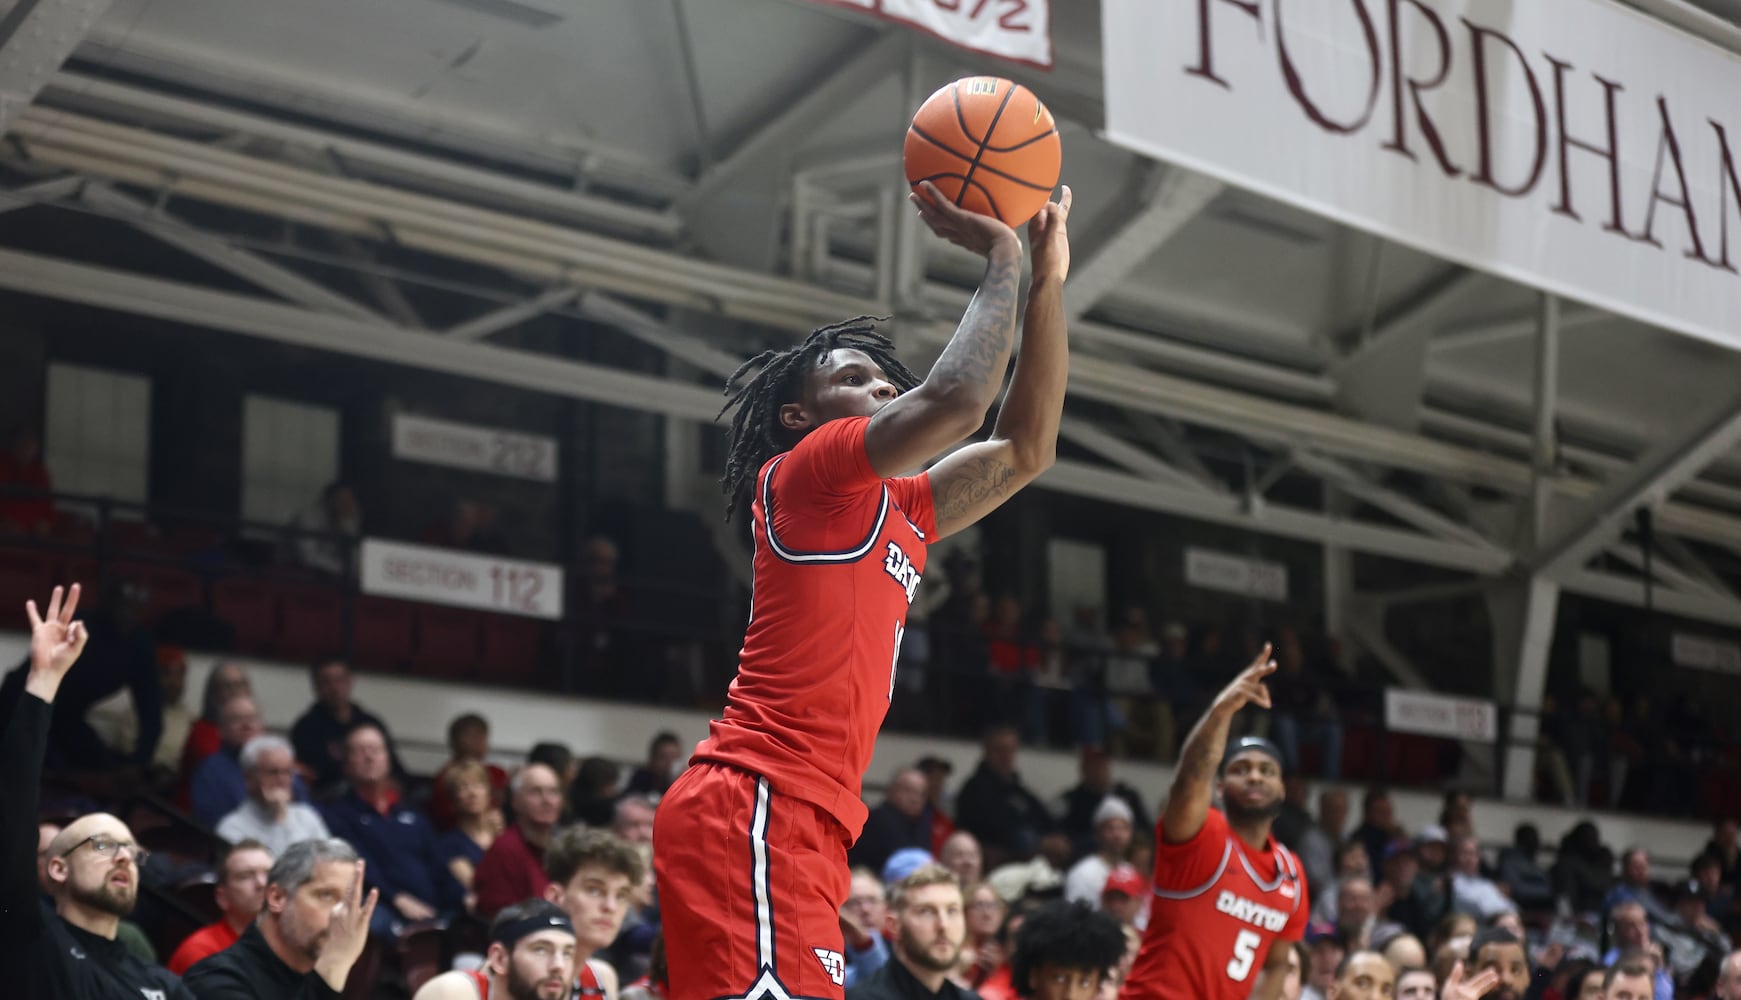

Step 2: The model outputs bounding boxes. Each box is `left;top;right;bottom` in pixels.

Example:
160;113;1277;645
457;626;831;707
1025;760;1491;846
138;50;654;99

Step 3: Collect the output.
937;456;1016;523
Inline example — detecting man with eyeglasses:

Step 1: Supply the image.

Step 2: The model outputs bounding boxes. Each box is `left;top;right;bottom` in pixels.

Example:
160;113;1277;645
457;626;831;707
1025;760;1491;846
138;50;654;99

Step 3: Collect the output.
2;583;194;1000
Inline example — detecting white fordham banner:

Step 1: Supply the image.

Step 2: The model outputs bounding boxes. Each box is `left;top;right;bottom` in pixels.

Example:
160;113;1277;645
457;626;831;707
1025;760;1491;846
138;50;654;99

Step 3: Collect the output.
1102;0;1741;351
360;539;564;621
807;0;1051;67
392;414;557;483
1384;688;1499;743
1184;546;1288;601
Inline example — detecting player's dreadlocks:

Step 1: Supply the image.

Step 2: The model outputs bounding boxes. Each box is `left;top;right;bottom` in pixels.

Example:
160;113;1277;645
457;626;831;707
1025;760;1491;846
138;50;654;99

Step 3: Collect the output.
718;316;920;522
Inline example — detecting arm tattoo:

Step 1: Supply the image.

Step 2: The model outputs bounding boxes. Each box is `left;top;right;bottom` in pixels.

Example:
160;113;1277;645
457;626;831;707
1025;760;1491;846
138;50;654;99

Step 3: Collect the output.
1175;719;1220;791
1169;707;1232;805
929;253;1021;395
935;456;1016;524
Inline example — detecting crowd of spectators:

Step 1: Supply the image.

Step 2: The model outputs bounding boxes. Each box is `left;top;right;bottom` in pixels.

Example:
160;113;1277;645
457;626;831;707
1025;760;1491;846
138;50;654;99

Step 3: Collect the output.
836;725;1741;1000
5;601;660;1000
10;573;1741;1000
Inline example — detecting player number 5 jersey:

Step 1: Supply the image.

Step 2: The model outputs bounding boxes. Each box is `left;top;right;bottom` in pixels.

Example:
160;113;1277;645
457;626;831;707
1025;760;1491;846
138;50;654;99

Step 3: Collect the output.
1120;808;1309;1000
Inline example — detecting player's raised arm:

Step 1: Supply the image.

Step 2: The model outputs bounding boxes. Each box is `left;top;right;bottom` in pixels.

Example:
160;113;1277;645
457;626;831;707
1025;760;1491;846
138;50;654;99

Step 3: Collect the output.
927;187;1072;540
1159;644;1276;845
862;181;1024;478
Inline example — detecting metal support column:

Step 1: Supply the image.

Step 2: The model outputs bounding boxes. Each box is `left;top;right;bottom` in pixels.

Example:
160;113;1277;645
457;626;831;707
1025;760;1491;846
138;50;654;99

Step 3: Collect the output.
1499;292;1564;801
0;0;114;134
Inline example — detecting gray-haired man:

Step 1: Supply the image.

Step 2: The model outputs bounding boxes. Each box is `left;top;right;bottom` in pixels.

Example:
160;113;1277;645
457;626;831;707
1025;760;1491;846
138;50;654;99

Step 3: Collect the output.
215;734;331;856
183;837;378;999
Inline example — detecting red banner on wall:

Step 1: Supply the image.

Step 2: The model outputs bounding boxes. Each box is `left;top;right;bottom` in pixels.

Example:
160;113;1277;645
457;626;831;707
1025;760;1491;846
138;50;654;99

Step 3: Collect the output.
805;0;1052;68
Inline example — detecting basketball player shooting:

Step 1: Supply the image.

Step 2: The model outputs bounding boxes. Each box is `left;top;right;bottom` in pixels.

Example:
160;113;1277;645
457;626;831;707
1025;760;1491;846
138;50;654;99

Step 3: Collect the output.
1120;646;1309;1000
652;179;1072;1000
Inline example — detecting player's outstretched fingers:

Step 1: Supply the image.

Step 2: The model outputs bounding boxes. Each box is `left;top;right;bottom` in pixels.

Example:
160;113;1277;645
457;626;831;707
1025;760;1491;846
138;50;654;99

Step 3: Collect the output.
1441;961;1501;1000
1243;642;1276;676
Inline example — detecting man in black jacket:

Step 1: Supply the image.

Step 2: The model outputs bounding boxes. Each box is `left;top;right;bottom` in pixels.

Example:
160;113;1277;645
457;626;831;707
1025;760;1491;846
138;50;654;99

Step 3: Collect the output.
182;837;376;999
955;725;1054;867
289;658;406;794
851;768;936;876
1057;748;1149;858
2;583;191;1000
849;864;977;1000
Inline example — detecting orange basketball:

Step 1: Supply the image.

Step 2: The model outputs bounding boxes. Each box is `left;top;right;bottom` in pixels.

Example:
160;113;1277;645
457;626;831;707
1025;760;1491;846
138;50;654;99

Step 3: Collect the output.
904;76;1061;228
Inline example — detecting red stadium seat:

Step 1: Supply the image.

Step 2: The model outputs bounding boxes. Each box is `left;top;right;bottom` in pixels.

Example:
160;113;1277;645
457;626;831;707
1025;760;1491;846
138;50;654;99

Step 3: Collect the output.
353;596;416;672
0;545;55;614
108;561;204;625
1342;724;1379;782
398;921;447;993
106;519;171;557
342;935;385;1000
481;615;543;685
62;556;99;593
415;607;484;679
211;577;276;654
173;876;221;926
276;584;345;661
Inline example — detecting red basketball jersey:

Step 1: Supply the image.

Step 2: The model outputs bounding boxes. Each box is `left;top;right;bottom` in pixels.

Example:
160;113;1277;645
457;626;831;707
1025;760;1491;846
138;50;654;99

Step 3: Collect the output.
578;959;607;997
692;416;934;839
1121;809;1309;1000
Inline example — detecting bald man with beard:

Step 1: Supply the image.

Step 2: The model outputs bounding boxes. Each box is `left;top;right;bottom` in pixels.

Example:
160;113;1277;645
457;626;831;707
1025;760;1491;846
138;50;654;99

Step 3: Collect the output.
3;583;194;1000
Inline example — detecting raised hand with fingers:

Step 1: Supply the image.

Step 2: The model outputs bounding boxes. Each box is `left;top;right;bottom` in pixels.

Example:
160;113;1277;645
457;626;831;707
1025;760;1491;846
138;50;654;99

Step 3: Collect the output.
1211;643;1277;718
910;181;1022;259
315;859;379;990
1439;961;1500;1000
24;583;88;703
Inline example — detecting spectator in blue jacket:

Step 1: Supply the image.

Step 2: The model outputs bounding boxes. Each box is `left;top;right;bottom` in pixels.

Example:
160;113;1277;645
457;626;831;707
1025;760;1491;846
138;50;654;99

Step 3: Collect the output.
318;723;463;935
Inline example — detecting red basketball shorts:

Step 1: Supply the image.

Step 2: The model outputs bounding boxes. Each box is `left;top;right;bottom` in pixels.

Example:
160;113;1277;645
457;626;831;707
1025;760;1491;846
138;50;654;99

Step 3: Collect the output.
653;763;852;1000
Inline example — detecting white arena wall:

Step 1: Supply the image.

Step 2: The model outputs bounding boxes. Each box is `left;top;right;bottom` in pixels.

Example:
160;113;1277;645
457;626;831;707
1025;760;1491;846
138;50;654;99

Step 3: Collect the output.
0;633;1719;868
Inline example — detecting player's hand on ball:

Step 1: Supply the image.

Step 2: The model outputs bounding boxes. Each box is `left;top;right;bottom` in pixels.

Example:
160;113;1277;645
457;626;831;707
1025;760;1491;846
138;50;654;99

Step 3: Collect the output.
1028;185;1072;284
1212;642;1275;716
911;181;1021;258
1439;961;1500;1000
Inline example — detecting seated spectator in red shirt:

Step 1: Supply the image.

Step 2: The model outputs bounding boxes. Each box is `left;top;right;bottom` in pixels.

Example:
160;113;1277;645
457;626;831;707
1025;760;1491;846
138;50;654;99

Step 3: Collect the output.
0;430;53;535
475;762;565;920
178;662;251;808
436;760;504;908
983;597;1039;675
428;713;508;832
167;839;273;974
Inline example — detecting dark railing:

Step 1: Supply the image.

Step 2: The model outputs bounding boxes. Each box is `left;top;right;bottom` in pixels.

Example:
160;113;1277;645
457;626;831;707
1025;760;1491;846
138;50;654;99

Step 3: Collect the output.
4;487;1738;821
